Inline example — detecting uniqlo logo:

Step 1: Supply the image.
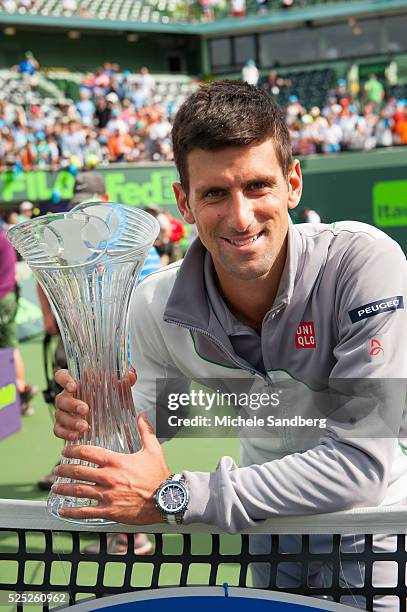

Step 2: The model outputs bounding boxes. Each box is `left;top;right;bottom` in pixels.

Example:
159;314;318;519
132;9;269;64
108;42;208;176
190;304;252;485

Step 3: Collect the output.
295;321;316;348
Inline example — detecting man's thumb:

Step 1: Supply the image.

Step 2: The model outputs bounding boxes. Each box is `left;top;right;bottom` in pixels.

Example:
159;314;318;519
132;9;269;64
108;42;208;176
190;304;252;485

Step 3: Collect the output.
138;412;157;449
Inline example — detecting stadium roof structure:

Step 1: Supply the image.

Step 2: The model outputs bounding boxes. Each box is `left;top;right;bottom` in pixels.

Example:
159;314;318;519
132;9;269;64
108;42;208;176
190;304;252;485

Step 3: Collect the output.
0;0;407;34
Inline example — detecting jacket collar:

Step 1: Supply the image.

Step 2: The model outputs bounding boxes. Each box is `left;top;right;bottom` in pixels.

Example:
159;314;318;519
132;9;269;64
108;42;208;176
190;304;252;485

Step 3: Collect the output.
164;219;303;332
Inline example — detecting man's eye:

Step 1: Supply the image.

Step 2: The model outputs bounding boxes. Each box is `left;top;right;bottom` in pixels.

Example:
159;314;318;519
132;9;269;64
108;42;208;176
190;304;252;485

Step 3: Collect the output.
248;182;268;191
205;190;224;199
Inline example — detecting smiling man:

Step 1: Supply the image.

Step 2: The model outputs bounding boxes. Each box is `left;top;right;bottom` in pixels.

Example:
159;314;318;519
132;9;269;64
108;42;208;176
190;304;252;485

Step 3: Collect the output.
52;81;406;609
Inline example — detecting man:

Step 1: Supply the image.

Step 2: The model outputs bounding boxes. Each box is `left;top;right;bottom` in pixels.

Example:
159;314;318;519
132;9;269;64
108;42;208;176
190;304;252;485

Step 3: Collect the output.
19;200;34;221
52;81;406;608
363;74;384;111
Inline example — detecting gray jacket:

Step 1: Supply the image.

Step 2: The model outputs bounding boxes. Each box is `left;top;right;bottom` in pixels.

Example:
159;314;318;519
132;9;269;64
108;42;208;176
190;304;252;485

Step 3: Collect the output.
130;220;407;533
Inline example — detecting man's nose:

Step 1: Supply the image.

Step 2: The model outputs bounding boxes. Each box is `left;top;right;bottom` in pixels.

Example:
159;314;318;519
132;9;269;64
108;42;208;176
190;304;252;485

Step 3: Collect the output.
228;192;255;232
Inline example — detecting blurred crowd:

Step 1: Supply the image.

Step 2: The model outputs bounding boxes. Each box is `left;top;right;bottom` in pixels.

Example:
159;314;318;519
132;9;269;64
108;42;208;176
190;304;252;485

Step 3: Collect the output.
243;65;407;154
0;60;177;172
0;54;406;173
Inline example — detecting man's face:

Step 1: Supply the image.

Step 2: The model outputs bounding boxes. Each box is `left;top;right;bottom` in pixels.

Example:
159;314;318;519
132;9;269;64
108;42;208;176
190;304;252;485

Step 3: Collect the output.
174;140;302;285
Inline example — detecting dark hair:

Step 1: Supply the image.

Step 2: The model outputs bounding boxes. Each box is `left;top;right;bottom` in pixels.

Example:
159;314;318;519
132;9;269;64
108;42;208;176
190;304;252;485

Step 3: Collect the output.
172;80;292;191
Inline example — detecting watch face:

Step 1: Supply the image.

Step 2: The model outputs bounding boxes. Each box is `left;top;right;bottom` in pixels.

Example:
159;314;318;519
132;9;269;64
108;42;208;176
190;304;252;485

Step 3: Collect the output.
158;482;187;513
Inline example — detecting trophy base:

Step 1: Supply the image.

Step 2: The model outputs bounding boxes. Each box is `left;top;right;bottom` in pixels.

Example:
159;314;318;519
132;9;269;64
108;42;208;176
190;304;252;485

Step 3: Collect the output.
48;493;116;526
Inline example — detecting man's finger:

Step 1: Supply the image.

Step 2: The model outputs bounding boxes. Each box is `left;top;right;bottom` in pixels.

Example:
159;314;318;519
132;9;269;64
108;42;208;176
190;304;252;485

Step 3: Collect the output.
57;505;106;520
53;424;82;442
55;393;89;416
55;369;76;394
54;463;108;485
51;483;102;501
129;366;137;386
55;409;89;433
62;444;115;466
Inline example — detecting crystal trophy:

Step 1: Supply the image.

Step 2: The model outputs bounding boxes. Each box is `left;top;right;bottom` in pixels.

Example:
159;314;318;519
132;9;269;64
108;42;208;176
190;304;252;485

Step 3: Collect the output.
8;202;159;523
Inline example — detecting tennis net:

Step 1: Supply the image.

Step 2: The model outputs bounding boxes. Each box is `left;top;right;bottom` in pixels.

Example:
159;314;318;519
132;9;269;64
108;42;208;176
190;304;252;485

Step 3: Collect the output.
0;499;406;610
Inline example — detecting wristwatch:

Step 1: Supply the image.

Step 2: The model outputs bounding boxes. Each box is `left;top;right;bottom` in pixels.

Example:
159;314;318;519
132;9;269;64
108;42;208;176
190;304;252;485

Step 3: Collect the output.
155;473;189;524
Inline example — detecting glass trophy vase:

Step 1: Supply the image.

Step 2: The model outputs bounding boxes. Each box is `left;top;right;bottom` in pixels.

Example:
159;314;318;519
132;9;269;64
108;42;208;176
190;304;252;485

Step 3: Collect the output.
8;202;159;524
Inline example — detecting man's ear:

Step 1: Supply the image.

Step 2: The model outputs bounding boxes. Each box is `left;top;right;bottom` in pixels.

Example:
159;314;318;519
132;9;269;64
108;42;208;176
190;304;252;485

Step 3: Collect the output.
173;182;195;224
287;159;303;211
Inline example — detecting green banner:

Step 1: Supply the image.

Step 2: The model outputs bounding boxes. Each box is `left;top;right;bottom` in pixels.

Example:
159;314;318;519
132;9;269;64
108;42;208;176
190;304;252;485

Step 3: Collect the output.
372;180;407;228
0;166;178;207
1;151;406;253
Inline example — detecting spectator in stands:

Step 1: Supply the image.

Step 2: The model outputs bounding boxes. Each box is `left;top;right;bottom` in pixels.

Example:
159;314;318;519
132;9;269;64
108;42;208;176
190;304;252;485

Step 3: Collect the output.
59;119;85;163
120;71;133;100
129;82;146;110
76;89;95;124
241;59;259;86
45;134;59;170
321;115;342;154
62;0;77;13
230;0;246;16
393;102;407;145
144;205;173;265
0;57;405;170
263;70;292;97
199;0;215;21
108;127;134;162
106;108;128;135
363;74;384;111
338;104;359;151
146;113;172;160
83;132;103;165
13;50;39;82
256;0;269;14
286;95;305;126
374;108;393;148
94;96;111;129
4;210;19;227
18;200;33;222
138;67;155;99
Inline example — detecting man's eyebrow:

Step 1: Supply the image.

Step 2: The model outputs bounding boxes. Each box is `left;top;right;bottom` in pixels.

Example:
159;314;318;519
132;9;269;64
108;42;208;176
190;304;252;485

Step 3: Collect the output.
194;175;278;197
243;175;278;187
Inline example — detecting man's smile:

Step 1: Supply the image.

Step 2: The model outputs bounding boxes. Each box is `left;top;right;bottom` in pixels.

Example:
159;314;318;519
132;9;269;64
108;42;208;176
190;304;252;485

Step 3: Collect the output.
220;231;264;249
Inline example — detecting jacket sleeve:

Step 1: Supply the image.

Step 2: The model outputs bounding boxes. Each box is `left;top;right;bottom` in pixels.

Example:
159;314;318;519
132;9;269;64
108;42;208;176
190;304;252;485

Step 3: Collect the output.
182;234;407;532
129;280;189;440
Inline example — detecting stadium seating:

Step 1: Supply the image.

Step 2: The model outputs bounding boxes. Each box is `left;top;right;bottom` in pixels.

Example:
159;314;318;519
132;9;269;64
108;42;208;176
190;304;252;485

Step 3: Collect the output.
0;0;373;25
260;68;335;110
0;67;198;109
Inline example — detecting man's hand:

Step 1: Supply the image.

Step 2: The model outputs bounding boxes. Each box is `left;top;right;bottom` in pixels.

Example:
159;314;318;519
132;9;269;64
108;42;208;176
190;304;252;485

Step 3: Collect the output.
51;413;171;524
54;368;136;442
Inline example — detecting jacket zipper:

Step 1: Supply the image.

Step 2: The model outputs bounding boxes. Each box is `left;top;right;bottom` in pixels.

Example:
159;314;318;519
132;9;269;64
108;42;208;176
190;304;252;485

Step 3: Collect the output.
163;316;271;384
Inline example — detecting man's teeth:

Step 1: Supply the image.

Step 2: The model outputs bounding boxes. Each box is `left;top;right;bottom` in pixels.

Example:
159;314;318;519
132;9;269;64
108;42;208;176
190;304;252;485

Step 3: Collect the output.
227;234;260;246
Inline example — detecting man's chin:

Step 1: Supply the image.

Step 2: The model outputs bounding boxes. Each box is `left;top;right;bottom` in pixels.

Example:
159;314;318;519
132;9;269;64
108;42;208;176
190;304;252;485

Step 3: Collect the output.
221;262;270;281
